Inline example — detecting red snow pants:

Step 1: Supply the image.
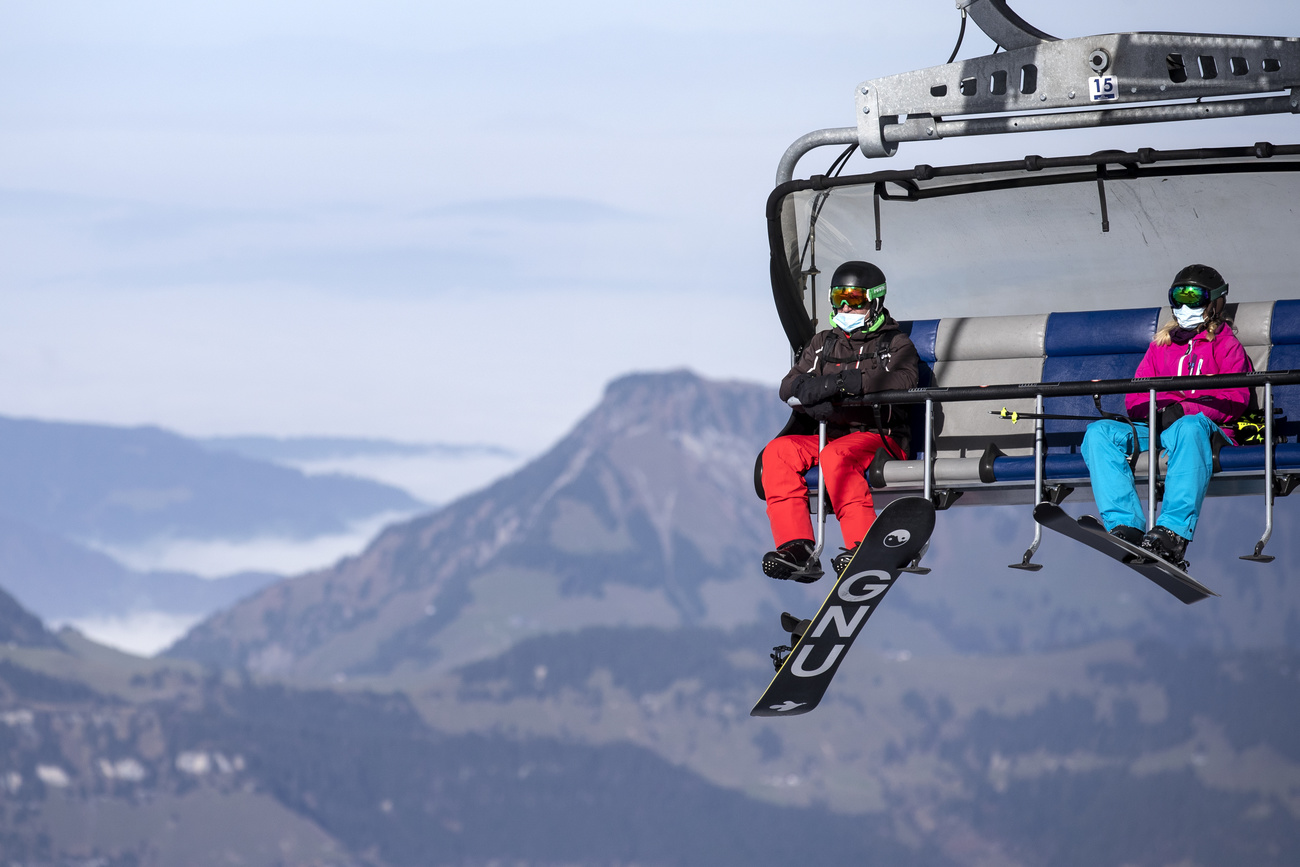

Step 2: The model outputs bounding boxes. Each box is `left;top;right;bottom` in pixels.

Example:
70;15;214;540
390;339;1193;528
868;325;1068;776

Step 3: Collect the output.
762;432;898;549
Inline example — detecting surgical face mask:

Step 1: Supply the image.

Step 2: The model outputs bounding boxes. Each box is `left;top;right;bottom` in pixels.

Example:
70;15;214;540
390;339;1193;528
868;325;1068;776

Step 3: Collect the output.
1172;305;1206;329
832;310;868;332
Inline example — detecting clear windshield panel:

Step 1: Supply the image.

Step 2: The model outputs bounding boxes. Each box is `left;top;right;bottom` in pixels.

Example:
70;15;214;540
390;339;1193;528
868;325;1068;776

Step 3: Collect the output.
787;166;1300;325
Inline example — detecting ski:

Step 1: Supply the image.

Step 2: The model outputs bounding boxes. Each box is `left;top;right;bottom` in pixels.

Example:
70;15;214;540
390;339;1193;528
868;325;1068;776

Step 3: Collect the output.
751;496;936;718
1032;503;1216;605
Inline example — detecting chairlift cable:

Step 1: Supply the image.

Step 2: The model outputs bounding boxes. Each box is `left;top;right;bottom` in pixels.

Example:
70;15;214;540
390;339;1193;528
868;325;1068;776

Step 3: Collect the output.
827;143;857;178
946;9;967;65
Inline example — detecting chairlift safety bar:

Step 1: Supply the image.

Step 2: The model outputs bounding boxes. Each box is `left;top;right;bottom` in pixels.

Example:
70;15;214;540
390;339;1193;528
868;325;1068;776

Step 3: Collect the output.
855;368;1300;565
841;368;1300;408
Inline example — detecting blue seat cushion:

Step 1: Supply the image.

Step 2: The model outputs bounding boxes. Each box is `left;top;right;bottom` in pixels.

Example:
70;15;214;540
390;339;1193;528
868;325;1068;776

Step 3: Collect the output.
899;319;939;364
994;444;1300;483
1045;308;1160;356
991;453;1088;483
1270;299;1300;346
1268;344;1300;441
1218;443;1300;472
1041;353;1146;453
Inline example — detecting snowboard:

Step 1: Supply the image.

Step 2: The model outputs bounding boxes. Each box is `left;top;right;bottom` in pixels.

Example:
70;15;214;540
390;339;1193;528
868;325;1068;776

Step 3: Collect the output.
1032;503;1216;605
751;496;936;718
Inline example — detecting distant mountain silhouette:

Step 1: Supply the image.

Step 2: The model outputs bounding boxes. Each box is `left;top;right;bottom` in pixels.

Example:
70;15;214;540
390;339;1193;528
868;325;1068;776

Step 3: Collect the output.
0;513;277;622
0;414;423;545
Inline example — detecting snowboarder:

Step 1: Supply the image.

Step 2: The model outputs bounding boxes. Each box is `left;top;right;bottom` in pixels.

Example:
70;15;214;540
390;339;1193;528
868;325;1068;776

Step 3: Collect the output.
1080;264;1251;569
760;261;919;583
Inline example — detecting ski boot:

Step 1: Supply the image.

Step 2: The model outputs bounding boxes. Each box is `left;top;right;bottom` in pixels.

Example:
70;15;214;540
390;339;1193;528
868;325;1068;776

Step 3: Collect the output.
1141;525;1190;571
761;539;823;584
1109;525;1145;547
831;545;858;576
770;611;813;671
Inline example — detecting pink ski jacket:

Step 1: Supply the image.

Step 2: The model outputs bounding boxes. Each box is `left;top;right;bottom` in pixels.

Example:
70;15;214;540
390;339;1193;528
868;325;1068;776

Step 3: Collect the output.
1124;326;1251;433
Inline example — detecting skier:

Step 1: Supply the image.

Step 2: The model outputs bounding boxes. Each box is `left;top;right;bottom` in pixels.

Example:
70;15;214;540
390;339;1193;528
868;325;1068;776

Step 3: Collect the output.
760;261;919;583
1080;264;1251;569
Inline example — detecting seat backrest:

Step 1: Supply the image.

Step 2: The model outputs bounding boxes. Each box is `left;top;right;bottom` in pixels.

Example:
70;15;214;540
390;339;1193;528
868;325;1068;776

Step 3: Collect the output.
902;314;1048;458
1231;301;1275;375
1042;308;1159;453
1268;299;1300;441
897;300;1293;461
898;319;938;458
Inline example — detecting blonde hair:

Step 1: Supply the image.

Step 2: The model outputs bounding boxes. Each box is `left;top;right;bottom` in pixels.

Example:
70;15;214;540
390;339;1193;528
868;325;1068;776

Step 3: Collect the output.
1154;309;1232;346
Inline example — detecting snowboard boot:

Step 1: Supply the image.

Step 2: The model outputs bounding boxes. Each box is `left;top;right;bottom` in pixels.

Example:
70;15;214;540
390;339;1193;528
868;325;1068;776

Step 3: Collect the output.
831;545;858;576
1109;525;1145;547
762;539;823;584
771;612;814;671
1141;525;1190;571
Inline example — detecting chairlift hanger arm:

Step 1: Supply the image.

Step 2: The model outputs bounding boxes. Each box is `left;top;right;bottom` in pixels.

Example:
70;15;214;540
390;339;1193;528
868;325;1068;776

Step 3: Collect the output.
957;0;1056;52
855;23;1300;159
777;1;1299;181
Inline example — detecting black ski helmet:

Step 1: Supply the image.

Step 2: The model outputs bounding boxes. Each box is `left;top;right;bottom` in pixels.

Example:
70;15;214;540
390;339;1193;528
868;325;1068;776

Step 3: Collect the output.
828;261;888;331
1169;263;1228;308
830;261;886;293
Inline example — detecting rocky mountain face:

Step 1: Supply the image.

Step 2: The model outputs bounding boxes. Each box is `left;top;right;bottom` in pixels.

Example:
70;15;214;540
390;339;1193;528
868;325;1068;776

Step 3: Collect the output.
171;370;794;680
5;370;1300;865
172;368;1300;678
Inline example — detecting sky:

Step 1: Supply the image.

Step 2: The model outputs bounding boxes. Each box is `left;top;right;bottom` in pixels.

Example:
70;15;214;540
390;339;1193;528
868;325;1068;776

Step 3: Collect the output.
1;0;1298;456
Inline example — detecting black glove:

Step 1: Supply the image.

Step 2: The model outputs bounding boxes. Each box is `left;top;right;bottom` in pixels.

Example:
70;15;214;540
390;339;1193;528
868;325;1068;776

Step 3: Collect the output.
791;373;840;407
802;401;837;422
792;370;865;407
838;369;865;397
1158;403;1185;429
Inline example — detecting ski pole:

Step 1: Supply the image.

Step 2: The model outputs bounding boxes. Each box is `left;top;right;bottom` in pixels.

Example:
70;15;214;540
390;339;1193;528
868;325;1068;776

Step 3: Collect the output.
991;407;1109;423
991;407;1142;470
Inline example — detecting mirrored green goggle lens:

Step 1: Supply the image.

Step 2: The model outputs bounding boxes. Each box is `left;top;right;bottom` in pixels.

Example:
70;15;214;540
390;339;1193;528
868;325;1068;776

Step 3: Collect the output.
1170;285;1210;307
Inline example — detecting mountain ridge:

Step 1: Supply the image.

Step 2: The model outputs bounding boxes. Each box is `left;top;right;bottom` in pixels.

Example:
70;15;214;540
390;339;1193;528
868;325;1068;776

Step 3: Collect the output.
4;370;1300;864
0;413;423;545
170;369;792;678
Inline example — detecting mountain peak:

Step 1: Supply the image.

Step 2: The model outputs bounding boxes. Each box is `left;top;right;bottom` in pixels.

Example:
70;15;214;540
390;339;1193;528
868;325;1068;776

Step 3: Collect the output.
584;369;783;441
170;371;790;679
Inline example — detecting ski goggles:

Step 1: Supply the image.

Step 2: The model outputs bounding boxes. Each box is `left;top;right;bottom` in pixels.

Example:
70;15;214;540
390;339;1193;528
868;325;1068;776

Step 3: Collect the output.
1169;283;1227;308
830;282;886;309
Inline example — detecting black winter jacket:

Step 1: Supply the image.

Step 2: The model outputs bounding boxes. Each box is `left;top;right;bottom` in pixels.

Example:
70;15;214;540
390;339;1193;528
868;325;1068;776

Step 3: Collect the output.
778;315;919;451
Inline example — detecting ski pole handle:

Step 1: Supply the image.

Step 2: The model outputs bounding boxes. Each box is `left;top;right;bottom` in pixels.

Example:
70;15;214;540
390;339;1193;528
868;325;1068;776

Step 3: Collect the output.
993;407;1020;423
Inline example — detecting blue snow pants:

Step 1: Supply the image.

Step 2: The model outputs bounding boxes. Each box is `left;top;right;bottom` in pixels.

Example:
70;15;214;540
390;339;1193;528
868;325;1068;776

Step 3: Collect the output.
1080;413;1220;541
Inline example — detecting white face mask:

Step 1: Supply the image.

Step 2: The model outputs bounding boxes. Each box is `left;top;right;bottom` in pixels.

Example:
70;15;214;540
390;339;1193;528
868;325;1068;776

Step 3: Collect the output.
832;310;868;332
1173;305;1206;329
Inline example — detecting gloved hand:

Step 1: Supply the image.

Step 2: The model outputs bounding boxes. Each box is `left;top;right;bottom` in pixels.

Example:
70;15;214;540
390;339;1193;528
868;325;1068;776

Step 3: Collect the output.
791;370;865;406
838;369;865;397
791;373;840;407
1159;403;1185;429
801;401;837;421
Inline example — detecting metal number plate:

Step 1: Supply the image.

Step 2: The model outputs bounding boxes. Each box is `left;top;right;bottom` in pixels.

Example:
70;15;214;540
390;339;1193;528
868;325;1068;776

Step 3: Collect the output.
1088;75;1119;102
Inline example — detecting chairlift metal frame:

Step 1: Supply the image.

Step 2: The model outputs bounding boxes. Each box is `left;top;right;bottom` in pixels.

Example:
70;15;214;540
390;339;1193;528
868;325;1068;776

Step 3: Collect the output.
766;1;1300;574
